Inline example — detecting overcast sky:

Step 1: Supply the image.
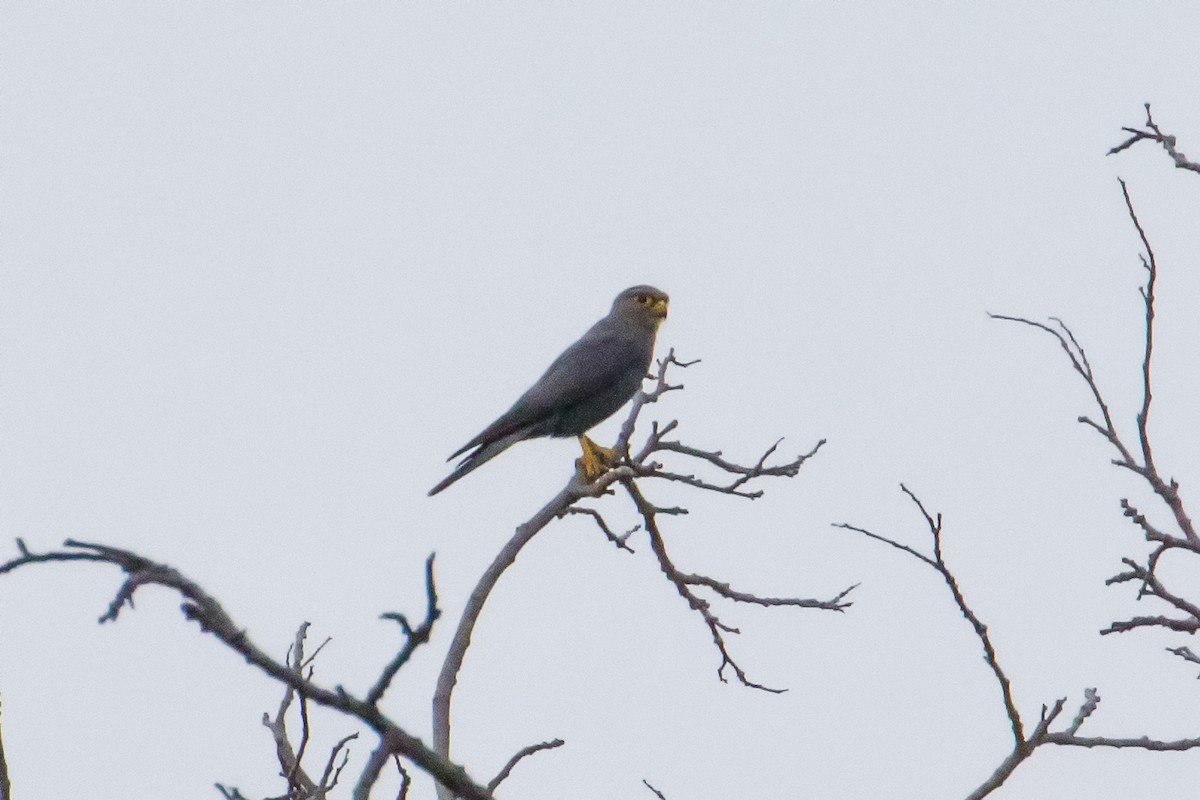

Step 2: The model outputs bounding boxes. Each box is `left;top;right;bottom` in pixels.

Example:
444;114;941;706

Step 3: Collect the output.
4;4;1200;799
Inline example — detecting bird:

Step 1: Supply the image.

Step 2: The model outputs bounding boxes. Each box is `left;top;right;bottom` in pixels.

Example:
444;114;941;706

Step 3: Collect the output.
429;285;670;495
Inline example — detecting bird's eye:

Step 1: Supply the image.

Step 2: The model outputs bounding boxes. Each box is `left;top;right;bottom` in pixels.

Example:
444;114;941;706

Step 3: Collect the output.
636;294;647;303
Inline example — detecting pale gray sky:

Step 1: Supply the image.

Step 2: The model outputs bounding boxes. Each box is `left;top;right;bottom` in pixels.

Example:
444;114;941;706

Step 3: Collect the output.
4;4;1200;799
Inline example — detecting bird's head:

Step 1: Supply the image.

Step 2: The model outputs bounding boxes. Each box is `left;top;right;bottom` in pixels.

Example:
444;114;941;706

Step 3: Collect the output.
613;285;669;327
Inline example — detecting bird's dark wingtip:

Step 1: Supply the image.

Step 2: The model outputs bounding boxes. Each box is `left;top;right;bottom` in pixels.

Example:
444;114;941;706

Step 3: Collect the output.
446;442;474;462
429;429;526;497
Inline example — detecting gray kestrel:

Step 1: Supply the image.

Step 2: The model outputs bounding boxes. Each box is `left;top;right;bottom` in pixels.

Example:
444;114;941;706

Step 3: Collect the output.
429;285;669;495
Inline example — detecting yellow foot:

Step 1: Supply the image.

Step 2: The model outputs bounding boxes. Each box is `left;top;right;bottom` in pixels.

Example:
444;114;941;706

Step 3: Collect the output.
576;435;621;482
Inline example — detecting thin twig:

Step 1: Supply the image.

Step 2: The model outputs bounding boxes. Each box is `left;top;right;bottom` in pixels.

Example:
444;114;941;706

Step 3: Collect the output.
840;486;1024;745
287;627;314;792
1108;103;1200;175
561;506;637;552
642;779;668;799
394;757;411;800
369;554;441;705
1166;646;1200;677
319;733;359;793
486;738;565;792
0;695;10;800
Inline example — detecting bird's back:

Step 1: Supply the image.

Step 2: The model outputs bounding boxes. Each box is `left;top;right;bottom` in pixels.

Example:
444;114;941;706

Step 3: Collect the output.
453;314;651;455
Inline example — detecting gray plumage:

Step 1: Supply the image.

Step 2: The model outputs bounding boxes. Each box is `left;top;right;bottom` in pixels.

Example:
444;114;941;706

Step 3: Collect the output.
429;285;670;495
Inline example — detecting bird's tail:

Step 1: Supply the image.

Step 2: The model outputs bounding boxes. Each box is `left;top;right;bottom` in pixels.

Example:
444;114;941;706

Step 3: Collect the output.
427;429;528;496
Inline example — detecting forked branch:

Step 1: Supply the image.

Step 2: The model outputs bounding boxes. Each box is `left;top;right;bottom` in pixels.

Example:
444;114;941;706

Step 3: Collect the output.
990;179;1198;645
840;488;1200;800
0;540;490;800
628;478;852;693
433;349;840;797
1108;103;1200;175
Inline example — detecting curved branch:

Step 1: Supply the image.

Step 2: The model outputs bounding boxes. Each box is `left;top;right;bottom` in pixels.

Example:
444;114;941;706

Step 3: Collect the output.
431;464;644;799
0;540;493;800
369;554;441;705
486;738;565;792
839;486;1024;745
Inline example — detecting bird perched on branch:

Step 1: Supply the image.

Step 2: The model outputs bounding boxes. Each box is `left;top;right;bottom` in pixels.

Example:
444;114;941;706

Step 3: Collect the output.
429;285;670;496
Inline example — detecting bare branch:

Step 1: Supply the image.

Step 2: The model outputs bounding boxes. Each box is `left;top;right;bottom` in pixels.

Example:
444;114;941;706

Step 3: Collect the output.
962;695;1074;800
648;438;825;494
1108;103;1200;175
1102;557;1200;635
642;779;668;799
432;466;637;796
1042;731;1200;751
355;732;404;800
1167;645;1200;677
0;695;10;800
839;487;1024;746
1064;688;1100;736
369;554;441;705
261;677;316;796
1117;179;1160;482
256;622;356;797
1122;190;1198;535
393;757;411;800
986;313;1134;466
486;738;565;793
833;523;939;570
561;506;638;552
625;479;849;693
612;349;698;455
991;178;1198;660
676;568;855;611
1120;499;1178;547
319;733;358;794
0;539;493;800
633;466;768;498
1102;615;1200;635
285;627;315;792
846;485;1200;799
0;537;106;577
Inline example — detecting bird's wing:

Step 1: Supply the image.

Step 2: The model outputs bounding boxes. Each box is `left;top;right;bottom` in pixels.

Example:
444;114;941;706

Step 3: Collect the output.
447;319;644;459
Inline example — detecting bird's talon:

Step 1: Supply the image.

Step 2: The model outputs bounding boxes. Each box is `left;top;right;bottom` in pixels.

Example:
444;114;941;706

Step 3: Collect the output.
578;435;622;482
